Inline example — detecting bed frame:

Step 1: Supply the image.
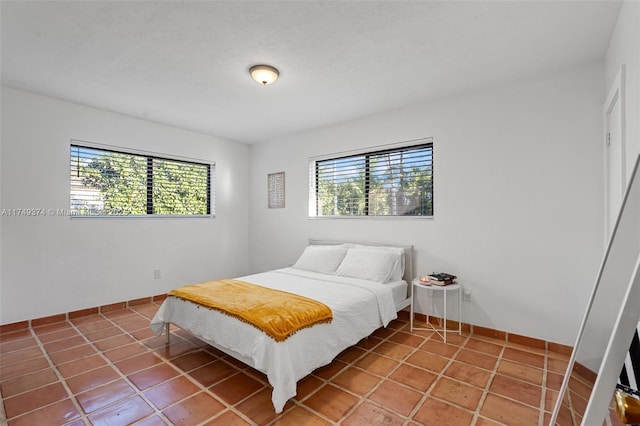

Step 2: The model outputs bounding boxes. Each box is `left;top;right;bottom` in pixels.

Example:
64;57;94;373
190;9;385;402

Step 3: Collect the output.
157;240;415;412
164;240;414;341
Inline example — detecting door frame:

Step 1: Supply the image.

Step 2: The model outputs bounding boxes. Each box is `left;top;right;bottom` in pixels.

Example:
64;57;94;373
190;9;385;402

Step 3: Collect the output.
604;64;626;241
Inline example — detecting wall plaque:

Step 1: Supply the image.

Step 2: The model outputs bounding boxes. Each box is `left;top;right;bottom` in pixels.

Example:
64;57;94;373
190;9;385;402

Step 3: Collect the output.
268;172;285;208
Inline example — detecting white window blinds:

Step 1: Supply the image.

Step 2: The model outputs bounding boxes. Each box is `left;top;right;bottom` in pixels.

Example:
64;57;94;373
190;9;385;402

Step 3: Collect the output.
70;143;214;217
310;140;433;217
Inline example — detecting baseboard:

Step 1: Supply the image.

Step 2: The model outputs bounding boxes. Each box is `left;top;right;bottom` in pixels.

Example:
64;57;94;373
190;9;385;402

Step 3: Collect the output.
0;294;168;333
398;310;572;356
2;295;573;356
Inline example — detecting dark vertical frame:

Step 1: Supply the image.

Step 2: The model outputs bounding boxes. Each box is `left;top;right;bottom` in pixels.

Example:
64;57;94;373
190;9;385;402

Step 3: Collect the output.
146;158;154;214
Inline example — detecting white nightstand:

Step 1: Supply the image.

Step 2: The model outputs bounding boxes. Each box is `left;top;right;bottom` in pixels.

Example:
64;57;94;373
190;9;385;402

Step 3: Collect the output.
410;278;462;343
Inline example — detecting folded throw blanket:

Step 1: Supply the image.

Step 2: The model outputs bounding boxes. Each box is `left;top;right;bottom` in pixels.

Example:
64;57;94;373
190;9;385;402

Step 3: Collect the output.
168;279;333;342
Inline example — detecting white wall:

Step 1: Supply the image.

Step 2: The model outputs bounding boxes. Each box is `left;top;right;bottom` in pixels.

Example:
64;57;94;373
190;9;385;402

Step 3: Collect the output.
0;87;250;324
248;63;605;345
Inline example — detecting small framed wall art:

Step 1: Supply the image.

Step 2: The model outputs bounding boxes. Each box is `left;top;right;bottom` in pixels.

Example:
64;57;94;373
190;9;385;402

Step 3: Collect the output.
267;172;285;208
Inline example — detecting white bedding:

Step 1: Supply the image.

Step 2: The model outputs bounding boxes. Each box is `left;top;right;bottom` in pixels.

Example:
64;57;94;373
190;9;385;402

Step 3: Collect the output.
149;267;403;412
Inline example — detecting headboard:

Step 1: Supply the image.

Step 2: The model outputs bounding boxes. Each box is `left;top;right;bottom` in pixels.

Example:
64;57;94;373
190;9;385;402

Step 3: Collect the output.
308;239;414;285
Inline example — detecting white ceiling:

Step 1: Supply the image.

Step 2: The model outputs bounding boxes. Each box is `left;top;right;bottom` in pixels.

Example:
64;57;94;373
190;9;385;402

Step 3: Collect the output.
1;1;622;145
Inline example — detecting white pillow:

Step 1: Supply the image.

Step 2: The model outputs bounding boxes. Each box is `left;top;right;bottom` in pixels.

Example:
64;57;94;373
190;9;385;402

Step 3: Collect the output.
334;248;402;283
347;245;405;281
292;245;348;274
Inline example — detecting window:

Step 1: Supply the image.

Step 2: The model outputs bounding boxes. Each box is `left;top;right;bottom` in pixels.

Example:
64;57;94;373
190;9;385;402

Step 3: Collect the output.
310;139;433;217
70;143;214;217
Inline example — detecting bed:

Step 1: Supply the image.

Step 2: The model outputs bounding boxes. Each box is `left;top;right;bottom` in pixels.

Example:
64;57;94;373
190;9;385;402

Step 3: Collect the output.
149;240;414;413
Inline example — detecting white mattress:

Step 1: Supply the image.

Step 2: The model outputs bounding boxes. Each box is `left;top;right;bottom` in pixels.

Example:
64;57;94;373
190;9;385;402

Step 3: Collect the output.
150;267;405;412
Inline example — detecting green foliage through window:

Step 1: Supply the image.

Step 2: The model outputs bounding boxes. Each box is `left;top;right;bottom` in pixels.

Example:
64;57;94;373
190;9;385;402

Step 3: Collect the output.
311;141;433;217
70;144;213;216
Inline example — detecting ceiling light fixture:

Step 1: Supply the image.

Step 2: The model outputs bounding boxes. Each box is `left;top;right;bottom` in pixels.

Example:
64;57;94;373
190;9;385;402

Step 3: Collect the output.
249;64;279;85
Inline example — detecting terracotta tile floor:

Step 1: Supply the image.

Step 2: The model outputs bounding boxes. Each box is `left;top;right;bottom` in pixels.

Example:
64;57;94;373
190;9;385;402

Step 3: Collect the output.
0;302;607;425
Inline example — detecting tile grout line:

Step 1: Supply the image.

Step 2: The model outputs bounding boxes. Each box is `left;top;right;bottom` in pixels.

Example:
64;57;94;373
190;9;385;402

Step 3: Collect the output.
487;342;554;425
2;306;574;426
90;309;177;424
152;322;279;426
6;319;416;425
335;324;424;424
115;310;258;425
405;329;472;422
303;332;391;425
179;320;346;426
434;335;530;425
471;337;507;426
104;309;245;425
378;323;504;424
357;323;442;423
272;322;421;425
8;324;90;425
539;343;549;426
343;322;522;425
438;334;506;425
63;309;183;424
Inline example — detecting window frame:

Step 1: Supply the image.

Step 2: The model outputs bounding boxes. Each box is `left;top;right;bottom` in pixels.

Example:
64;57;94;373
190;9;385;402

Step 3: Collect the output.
309;138;433;219
69;140;215;218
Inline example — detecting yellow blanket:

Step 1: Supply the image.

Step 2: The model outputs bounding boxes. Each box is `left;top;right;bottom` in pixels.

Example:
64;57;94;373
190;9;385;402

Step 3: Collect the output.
168;279;333;342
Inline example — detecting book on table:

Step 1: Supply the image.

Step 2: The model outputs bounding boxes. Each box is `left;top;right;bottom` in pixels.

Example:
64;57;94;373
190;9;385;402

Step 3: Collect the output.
427;272;457;286
428;278;455;286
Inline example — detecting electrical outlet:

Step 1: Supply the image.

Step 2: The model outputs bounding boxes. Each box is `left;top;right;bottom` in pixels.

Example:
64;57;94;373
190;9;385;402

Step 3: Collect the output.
463;289;472;301
154;269;161;279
